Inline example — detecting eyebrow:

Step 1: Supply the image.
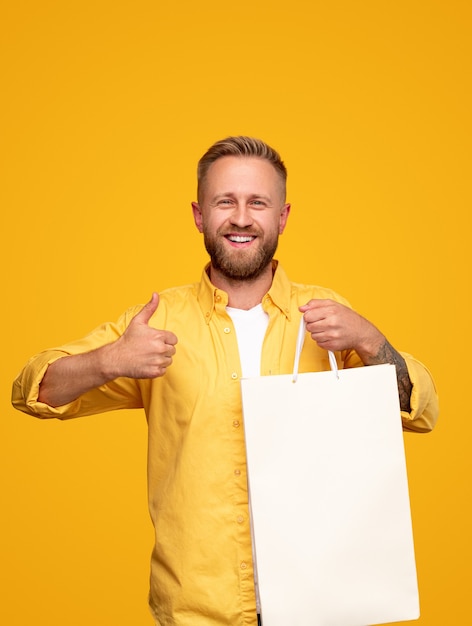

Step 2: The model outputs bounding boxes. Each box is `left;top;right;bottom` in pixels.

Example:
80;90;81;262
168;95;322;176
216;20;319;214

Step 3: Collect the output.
212;192;272;202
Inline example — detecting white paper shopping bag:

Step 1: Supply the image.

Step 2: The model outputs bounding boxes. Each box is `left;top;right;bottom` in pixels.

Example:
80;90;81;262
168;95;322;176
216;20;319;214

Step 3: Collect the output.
241;320;419;626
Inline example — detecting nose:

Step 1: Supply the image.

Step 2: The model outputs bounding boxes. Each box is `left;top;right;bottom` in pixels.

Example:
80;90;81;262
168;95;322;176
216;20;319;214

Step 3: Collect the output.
229;203;253;228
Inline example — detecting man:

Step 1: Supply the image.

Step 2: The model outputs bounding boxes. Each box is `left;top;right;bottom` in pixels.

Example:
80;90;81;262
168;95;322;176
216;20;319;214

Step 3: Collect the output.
12;136;439;625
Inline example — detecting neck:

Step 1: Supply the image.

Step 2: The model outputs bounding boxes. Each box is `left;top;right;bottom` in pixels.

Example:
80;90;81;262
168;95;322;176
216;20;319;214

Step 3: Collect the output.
209;263;274;310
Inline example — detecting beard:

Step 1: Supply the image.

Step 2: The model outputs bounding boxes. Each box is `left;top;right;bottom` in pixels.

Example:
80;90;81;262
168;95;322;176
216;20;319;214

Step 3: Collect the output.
203;227;279;282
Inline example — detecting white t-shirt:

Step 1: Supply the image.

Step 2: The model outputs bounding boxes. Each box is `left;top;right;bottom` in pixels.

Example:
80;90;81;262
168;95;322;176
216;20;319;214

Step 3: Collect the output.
226;303;269;615
226;304;269;378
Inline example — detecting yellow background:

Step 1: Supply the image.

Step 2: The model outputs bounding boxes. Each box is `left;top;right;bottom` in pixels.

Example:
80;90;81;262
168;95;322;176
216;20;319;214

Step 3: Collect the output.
1;1;470;624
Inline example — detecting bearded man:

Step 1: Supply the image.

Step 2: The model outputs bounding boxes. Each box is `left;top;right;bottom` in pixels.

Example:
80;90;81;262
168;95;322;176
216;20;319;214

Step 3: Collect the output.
12;136;439;626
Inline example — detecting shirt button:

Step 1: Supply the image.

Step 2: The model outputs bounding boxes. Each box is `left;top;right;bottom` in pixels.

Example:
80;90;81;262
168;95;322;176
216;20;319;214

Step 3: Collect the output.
237;515;244;524
233;420;240;428
231;372;238;380
215;295;221;302
240;561;247;570
223;327;231;333
234;469;241;476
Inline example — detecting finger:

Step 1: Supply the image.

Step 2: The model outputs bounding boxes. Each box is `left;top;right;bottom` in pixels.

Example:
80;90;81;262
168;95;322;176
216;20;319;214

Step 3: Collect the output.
163;331;178;346
135;292;160;325
302;307;329;326
299;299;329;313
299;300;314;313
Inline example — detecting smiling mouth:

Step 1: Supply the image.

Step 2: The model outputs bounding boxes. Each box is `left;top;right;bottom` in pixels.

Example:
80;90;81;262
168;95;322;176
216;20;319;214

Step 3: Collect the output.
226;235;256;243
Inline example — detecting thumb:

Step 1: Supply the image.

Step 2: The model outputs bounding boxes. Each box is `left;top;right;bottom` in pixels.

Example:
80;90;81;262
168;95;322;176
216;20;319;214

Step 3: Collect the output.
135;292;160;325
299;299;322;313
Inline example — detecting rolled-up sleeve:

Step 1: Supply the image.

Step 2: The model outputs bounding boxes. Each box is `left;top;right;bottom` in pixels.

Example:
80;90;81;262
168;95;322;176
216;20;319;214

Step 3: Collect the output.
11;308;144;420
400;353;439;433
11;349;80;418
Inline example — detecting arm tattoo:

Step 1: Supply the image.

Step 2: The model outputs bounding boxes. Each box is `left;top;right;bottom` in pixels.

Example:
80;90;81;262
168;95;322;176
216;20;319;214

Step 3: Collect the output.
365;340;412;413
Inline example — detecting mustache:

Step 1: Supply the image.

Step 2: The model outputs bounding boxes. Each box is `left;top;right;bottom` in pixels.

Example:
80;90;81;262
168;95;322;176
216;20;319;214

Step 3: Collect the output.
218;226;262;236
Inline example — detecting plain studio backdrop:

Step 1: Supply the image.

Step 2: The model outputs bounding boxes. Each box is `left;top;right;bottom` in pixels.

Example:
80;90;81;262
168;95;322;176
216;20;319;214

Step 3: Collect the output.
1;1;469;624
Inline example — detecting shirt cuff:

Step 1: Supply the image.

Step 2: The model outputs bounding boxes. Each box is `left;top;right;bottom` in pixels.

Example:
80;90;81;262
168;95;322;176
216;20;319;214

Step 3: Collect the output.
400;353;439;433
12;350;82;419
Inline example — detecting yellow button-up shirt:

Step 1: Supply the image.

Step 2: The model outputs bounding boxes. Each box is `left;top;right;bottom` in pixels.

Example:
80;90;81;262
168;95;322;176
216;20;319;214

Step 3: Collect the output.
12;262;439;625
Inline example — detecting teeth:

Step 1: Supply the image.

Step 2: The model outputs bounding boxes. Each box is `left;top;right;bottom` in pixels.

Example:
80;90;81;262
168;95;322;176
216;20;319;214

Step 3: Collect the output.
228;235;254;243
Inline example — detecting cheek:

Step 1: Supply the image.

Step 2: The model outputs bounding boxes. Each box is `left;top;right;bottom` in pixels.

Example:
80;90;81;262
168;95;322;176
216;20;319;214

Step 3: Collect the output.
268;217;285;237
210;213;230;232
202;216;221;236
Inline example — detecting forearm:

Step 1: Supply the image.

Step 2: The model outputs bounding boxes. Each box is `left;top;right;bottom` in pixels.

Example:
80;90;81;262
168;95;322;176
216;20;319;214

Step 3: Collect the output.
38;343;118;408
357;338;412;413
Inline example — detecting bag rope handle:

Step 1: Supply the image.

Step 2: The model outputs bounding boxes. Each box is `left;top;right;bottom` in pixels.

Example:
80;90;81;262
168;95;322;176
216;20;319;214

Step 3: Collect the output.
292;315;339;382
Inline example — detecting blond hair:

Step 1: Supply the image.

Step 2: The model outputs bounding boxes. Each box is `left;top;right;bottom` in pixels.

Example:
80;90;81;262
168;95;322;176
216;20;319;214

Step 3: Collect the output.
197;136;287;201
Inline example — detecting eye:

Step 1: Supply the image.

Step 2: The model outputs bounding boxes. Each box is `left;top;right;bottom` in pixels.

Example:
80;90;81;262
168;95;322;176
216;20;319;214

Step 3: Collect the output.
217;198;233;206
250;199;267;208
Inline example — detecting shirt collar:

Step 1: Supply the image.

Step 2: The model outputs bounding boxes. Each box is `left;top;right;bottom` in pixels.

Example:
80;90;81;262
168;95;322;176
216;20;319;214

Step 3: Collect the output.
197;260;292;324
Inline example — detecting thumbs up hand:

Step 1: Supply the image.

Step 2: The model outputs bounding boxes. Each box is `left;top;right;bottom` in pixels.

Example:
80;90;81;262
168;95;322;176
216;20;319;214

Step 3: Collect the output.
110;293;178;379
37;293;178;408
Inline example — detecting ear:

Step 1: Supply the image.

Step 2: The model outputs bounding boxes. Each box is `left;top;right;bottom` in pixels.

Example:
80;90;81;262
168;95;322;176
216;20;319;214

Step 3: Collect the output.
191;202;204;233
278;203;291;234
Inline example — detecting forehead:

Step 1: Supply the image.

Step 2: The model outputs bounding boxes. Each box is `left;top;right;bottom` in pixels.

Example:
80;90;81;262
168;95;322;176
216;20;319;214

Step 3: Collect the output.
201;156;284;200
